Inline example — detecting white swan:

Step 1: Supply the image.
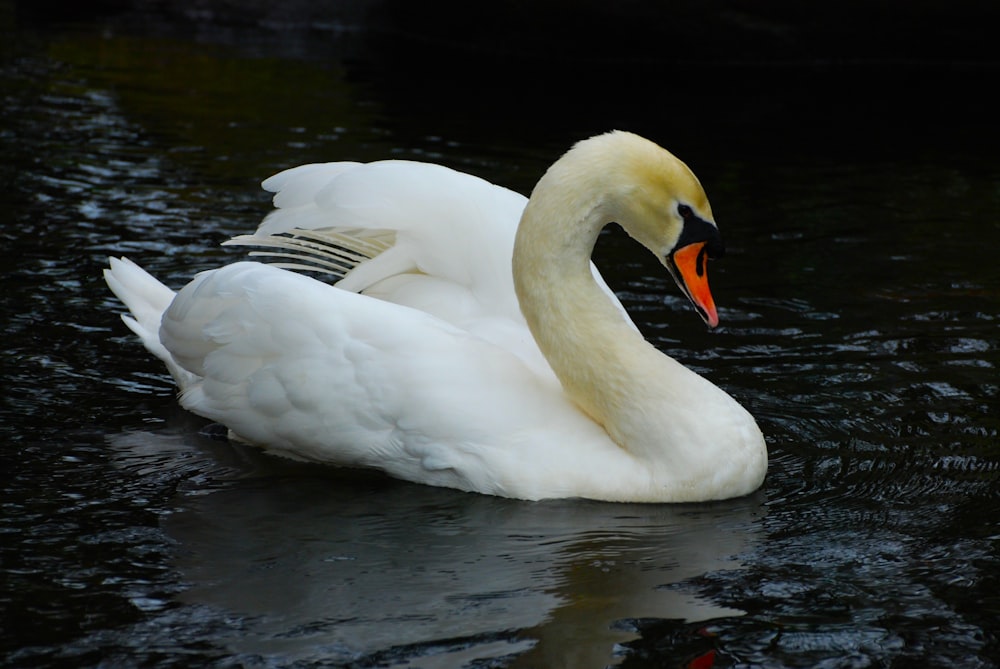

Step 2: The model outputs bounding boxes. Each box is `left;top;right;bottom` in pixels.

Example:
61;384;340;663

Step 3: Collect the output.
104;131;766;502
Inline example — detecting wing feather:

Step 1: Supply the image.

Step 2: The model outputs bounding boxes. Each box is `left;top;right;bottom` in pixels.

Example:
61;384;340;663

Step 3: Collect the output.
161;262;585;489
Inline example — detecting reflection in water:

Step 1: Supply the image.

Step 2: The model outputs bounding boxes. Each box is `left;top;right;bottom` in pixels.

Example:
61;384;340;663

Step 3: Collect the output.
108;428;765;668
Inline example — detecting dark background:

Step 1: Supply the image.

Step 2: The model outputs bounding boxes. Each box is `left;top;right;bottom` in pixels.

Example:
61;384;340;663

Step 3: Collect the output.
10;0;999;158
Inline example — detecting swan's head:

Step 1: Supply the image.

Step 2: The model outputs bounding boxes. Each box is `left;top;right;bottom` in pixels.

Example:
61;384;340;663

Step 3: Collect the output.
593;132;725;328
629;159;724;329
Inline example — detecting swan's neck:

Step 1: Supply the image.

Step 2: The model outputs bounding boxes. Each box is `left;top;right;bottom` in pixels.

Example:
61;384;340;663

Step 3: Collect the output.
513;175;712;467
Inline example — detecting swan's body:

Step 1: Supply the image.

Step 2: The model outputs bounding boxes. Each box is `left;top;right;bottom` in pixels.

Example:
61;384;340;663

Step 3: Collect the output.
105;131;767;502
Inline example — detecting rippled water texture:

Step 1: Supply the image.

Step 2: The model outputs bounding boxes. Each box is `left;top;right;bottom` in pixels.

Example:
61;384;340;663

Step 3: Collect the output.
3;3;1000;667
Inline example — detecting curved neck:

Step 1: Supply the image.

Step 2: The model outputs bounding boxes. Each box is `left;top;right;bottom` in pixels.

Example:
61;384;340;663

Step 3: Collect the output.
505;133;766;498
512;175;690;458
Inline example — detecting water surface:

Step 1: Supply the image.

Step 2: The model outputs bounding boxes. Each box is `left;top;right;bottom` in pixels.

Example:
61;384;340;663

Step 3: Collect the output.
2;4;999;667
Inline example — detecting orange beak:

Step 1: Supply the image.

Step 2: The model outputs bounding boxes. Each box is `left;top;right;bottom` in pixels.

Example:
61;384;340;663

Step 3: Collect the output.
669;241;719;328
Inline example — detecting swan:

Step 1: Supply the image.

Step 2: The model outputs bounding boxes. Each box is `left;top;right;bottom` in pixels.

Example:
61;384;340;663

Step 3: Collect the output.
104;131;767;502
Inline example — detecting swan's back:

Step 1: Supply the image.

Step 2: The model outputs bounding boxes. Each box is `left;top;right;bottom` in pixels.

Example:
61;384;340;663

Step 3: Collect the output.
228;159;631;373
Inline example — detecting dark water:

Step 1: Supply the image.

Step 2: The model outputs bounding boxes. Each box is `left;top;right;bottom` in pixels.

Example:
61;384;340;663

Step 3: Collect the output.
3;3;1000;667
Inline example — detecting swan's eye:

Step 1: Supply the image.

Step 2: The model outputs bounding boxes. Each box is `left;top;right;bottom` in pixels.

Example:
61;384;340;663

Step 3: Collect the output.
677;204;694;220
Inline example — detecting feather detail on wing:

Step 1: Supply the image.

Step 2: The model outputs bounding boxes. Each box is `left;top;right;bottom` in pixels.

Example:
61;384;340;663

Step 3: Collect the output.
222;160;528;317
223;228;393;279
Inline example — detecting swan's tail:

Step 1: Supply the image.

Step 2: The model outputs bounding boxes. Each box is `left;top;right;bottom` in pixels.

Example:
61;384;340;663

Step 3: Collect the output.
103;257;198;390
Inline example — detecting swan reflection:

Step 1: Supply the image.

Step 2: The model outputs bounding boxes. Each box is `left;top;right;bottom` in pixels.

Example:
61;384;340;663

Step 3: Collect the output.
111;425;765;667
